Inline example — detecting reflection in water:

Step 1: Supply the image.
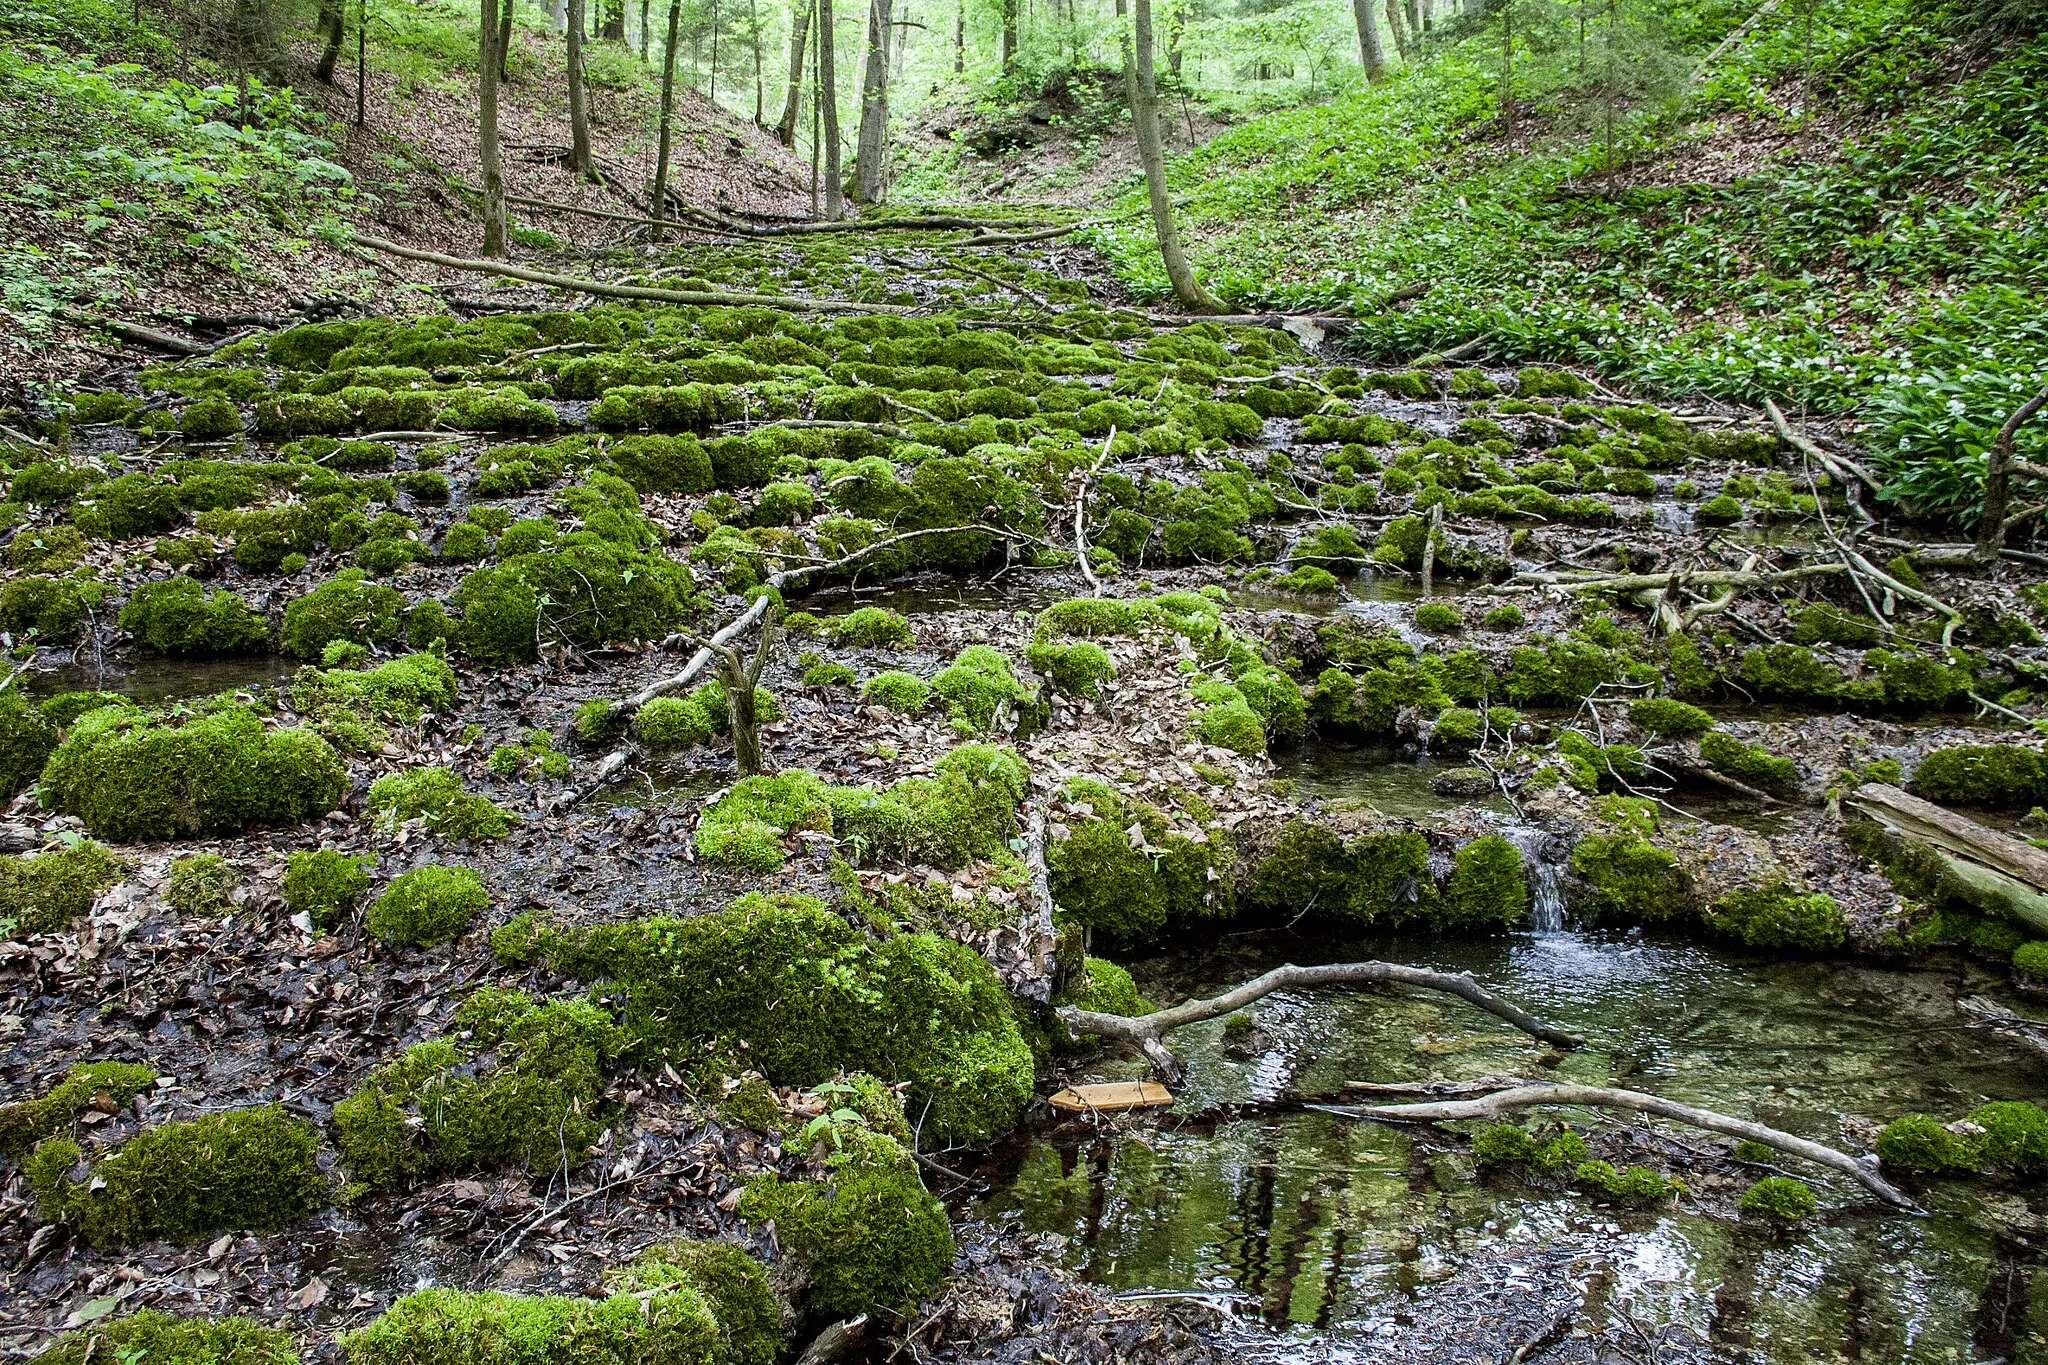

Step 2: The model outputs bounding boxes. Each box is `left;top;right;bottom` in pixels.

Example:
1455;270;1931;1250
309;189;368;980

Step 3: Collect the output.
977;928;2048;1362
1274;744;1511;821
27;654;299;704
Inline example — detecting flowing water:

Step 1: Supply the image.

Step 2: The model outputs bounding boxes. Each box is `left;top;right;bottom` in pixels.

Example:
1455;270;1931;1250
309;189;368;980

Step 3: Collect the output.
975;925;2048;1364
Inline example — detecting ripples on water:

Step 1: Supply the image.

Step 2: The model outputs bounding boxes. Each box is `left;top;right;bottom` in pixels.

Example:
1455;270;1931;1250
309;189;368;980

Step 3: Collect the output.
977;928;2048;1363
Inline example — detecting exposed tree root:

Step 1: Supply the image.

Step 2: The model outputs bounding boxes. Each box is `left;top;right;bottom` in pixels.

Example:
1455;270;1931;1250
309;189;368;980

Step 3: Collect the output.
1765;397;1882;494
1055;962;1584;1084
351;234;914;314
1314;1081;1920;1210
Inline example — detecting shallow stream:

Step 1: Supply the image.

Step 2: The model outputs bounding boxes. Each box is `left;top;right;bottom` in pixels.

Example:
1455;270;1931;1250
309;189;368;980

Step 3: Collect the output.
974;925;2048;1363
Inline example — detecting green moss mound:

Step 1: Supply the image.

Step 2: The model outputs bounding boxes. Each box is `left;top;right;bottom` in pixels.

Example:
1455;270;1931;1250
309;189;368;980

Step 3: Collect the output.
0;1060;156;1158
1568;832;1688;920
0;691;58;800
609;1241;782;1365
739;1164;953;1315
930;645;1035;734
1629;697;1713;738
165;853;234;916
1698;730;1799;791
118;576;270;655
451;542;692;663
1575;1160;1684;1204
1911;745;2048;808
39;702;346;841
1445;835;1530;928
366;865;492;947
367;767;513;840
284;848;371;930
280;572;405;660
1245;821;1462;926
1707;886;1846;951
530;892;1034;1144
827;605;914;648
862;669;930;712
34;1310;298;1365
1739;1175;1816;1222
334;988;625;1189
25;1104;325;1245
344;1285;720;1365
0;840;121;936
1026;638;1116;698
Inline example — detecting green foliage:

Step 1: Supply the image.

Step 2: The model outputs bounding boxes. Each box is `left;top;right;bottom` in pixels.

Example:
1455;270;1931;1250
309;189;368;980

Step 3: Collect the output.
827;606;915;648
1026;638;1116;697
33;1311;297;1365
334;989;626;1189
41;702;345;840
165;853;233;916
284;848;371;930
451;542;692;663
1575;1160;1685;1204
1740;1176;1816;1223
368;766;513;840
365;865;492;947
1445;835;1529;928
1629;697;1713;738
523;892;1034;1144
610;1241;782;1365
26;1105;325;1245
117;576;270;655
280;572;405;660
0;574;106;642
1414;601;1462;633
0;1060;155;1159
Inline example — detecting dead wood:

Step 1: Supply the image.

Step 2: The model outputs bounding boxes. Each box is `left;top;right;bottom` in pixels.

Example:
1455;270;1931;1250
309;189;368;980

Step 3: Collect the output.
1318;1081;1919;1210
1765;397;1882;494
58;308;211;356
1056;961;1583;1084
794;1316;868;1365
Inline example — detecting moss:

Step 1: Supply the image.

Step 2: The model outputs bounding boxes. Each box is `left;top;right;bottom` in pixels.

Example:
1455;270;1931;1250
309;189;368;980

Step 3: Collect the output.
529;892;1033;1143
1276;565;1341;595
368;767;514;840
1039;596;1151;637
1877;1113;1981;1172
862;669;931;712
1575;1160;1684;1203
0;575;107;642
1695;492;1744;524
1911;745;2048;808
1472;1124;1584;1171
284;848;371;930
1569;834;1688;920
26;1104;325;1245
1058;957;1152;1016
280;572;405;659
1791;603;1882;648
1739;1175;1816;1223
1026;638;1116;698
739;1164;953;1315
366;865;492;947
826;605;914;648
1868;647;1969;710
0;690;58;799
343;1286;719;1365
8;525;87;571
0;1060;156;1159
1666;633;1719;698
452;543;692;664
802;656;857;687
1048;782;1234;937
1707;886;1846;951
41;702;344;841
1698;731;1799;791
34;1311;297;1365
1738;644;1857;702
931;645;1035;734
1414;601;1462;633
165;853;234;916
1245;821;1438;924
612;1241;782;1365
1628;697;1712;738
1445;835;1529;928
72;473;182;540
635;694;717;749
2015;940;2048;978
0;840;120;935
333;988;625;1189
490;730;573;781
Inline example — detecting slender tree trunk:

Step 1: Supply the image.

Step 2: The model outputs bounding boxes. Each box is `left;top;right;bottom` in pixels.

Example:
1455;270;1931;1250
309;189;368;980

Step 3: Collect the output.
749;0;764;122
355;0;368;126
775;0;810;144
810;38;821;214
953;0;963;72
819;0;844;219
710;0;721;101
1000;0;1016;68
498;0;514;81
652;0;682;229
852;0;892;204
479;0;508;255
315;0;344;82
1499;0;1512;141
602;0;625;39
639;0;650;57
1166;4;1184;75
567;0;593;173
1350;0;1385;80
1385;0;1409;57
1978;383;2048;562
1119;0;1218;312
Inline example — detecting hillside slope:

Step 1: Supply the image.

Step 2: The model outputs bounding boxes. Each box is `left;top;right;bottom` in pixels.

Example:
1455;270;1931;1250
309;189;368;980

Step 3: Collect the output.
0;0;810;392
1091;0;2047;509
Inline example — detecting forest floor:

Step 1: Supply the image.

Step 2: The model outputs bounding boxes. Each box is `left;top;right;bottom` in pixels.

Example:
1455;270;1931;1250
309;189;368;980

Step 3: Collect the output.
5;203;2048;1364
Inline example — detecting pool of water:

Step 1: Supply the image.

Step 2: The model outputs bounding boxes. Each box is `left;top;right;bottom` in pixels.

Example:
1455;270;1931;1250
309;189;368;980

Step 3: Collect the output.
974;926;2048;1363
1274;744;1512;821
26;654;300;704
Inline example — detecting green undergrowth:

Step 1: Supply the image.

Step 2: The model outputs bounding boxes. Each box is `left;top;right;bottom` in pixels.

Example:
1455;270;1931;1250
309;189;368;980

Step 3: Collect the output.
499;891;1034;1144
0;1059;155;1157
0;838;120;936
34;1310;299;1365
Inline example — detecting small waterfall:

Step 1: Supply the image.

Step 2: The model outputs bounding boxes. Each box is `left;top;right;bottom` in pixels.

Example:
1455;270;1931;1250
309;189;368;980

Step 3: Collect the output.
1508;825;1569;932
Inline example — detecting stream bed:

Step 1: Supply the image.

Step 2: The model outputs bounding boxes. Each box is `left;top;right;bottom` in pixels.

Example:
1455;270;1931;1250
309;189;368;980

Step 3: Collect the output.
973;926;2048;1364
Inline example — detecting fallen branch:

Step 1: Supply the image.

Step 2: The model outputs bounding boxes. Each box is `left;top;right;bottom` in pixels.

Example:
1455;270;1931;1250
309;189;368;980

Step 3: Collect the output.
1016;807;1057;1004
1056;961;1583;1085
1073;427;1117;594
57;308;210;356
1511;564;1849;592
1765;397;1881;494
1318;1081;1918;1210
794;1317;867;1365
351;234;913;315
960;224;1080;246
502;191;760;241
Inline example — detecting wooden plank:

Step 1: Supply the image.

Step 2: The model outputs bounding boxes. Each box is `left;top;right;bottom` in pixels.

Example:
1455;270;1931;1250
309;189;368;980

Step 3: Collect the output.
1047;1081;1175;1114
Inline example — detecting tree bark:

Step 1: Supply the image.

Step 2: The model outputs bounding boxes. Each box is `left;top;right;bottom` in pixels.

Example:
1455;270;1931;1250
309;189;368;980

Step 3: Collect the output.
315;0;344;83
479;0;509;256
1350;0;1385;80
639;0;650;57
1120;0;1221;313
602;0;626;38
953;0;963;71
499;0;515;82
818;0;844;219
1326;1082;1919;1210
749;0;765;123
1000;0;1016;68
651;0;683;230
1977;381;2048;563
566;0;593;175
852;0;892;204
1385;0;1409;55
1057;960;1584;1083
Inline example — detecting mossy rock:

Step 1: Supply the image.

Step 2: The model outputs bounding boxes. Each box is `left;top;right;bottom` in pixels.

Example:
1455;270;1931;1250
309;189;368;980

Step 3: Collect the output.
609;1241;783;1365
1911;745;2048;809
1568;833;1689;921
25;1104;325;1245
1739;1175;1816;1223
1706;885;1845;951
1244;820;1445;925
343;1285;718;1365
367;767;513;841
0;575;108;643
738;1164;952;1315
280;572;406;660
40;703;346;842
284;848;372;930
1048;780;1235;937
0;690;58;800
119;576;271;656
0;840;121;936
366;865;492;947
34;1310;297;1365
166;853;235;916
452;542;692;664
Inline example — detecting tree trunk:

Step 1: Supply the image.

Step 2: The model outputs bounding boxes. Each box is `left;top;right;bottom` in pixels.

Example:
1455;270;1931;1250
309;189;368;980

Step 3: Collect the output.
1977;382;2048;563
749;0;764;123
315;0;344;83
652;0;683;230
567;0;593;174
1000;0;1016;68
725;656;762;776
479;0;509;256
498;0;515;81
953;0;963;71
1120;0;1220;312
775;0;810;144
639;0;650;57
1499;0;1513;141
1385;0;1409;57
710;0;721;101
602;0;625;38
818;0;844;219
355;0;368;126
1350;0;1385;79
852;0;892;204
